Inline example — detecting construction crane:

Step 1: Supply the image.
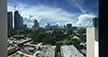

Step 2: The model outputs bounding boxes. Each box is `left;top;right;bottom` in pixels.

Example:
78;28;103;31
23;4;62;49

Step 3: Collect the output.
14;3;18;11
14;3;21;14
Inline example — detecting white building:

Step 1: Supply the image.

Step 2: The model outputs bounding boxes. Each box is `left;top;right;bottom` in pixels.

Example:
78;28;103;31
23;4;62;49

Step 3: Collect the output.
61;45;84;57
86;27;98;57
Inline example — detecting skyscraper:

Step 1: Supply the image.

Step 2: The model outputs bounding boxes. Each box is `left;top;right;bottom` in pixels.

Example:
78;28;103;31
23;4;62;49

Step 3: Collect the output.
93;18;98;27
23;24;27;29
46;23;51;29
20;16;23;29
7;12;13;31
67;24;72;29
14;11;23;30
34;20;39;29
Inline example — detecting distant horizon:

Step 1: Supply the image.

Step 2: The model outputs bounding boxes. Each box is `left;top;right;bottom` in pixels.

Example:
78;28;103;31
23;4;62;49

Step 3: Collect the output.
8;0;98;28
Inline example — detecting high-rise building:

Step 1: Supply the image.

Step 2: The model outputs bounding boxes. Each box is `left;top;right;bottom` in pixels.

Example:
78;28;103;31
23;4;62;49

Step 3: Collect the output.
14;11;19;30
64;25;66;29
52;24;58;30
87;17;99;57
33;20;39;29
46;23;51;29
93;18;98;27
67;24;72;29
23;24;27;29
20;17;23;29
14;11;23;30
7;12;13;31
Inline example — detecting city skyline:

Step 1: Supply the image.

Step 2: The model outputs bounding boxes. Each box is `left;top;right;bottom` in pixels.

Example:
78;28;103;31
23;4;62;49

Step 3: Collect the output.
8;0;98;28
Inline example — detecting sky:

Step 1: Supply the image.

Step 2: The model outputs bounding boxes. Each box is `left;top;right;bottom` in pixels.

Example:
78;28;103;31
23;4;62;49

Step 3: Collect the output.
7;0;98;28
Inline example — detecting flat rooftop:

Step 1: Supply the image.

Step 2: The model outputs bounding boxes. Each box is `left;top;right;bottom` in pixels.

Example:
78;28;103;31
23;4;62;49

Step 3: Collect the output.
35;46;56;57
61;45;84;57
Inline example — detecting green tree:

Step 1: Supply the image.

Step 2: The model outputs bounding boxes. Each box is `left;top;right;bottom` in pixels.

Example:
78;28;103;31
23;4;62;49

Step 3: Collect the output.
77;28;86;34
70;38;81;49
65;41;73;45
56;42;63;52
37;32;46;42
42;35;56;45
78;35;86;42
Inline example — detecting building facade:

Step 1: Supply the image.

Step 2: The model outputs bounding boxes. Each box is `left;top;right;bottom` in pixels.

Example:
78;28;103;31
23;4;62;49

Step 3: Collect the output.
33;20;39;29
72;27;77;29
14;11;23;30
67;24;72;29
23;24;27;29
86;27;98;57
46;23;51;29
8;12;13;31
93;18;98;27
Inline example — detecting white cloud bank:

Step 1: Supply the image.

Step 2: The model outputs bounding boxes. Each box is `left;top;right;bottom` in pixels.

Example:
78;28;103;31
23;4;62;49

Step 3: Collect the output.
8;1;96;28
76;14;96;27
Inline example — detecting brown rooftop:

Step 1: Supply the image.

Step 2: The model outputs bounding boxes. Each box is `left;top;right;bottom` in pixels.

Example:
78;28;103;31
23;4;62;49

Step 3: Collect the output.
45;44;52;46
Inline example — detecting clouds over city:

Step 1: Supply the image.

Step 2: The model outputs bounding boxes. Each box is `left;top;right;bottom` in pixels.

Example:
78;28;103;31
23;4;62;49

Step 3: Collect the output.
8;0;98;28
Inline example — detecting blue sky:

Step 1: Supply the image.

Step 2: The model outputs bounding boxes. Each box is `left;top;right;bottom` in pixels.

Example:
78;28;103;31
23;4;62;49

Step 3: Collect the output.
8;0;98;28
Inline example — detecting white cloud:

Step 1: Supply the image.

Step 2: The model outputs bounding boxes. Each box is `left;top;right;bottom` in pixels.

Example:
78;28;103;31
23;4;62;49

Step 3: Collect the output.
56;22;61;26
76;14;96;27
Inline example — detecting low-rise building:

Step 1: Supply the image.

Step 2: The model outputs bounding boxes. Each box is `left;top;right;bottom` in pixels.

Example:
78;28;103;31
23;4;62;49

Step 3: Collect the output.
61;45;84;57
35;45;56;57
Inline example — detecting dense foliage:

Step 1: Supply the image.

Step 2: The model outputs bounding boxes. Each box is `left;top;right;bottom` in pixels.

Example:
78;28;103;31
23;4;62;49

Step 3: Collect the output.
77;28;86;34
8;28;86;50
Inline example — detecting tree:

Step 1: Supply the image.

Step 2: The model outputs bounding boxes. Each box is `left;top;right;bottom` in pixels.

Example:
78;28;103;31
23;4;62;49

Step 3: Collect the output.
71;38;81;49
65;41;73;45
37;32;46;42
31;30;39;42
77;28;86;34
78;35;86;42
56;42;63;52
52;29;65;41
80;45;84;49
67;29;73;35
42;35;56;45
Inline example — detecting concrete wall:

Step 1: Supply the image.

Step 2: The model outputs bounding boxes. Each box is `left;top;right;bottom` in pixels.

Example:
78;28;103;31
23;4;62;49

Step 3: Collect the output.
0;0;7;57
87;27;99;57
95;41;99;57
95;27;98;41
87;28;95;57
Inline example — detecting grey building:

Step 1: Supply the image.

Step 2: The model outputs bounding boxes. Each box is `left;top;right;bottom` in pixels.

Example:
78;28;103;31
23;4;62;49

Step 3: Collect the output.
46;23;51;29
8;12;13;31
23;24;27;29
52;24;58;29
72;27;77;29
14;11;23;30
64;25;66;29
93;18;98;27
20;17;23;29
67;24;72;29
33;20;39;29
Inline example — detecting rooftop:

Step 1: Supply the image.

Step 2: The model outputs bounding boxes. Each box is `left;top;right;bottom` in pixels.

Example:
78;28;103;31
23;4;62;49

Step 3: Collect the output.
35;46;56;57
61;45;84;57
